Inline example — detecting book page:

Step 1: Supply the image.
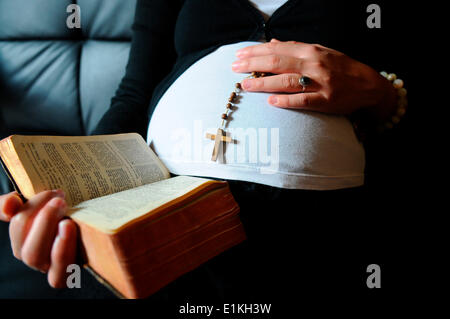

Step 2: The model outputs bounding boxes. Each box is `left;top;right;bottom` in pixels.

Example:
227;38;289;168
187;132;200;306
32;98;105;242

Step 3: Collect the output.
10;134;170;206
68;175;213;233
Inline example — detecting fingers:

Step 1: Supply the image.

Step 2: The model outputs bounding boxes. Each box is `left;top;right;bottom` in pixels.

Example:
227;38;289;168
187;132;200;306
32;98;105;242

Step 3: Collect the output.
48;219;77;288
9;190;65;261
236;40;310;59
20;197;67;272
0;192;23;222
232;54;305;74
6;189;77;289
268;92;327;110
241;73;320;93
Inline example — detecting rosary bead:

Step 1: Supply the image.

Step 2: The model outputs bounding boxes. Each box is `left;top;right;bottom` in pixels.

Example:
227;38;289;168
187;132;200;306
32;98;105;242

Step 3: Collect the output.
398;97;408;108
391;116;401;124
235;82;241;89
384;122;394;130
260;72;266;77
376;70;407;133
229;92;236;102
226;103;233;109
387;73;397;81
221;113;228;120
393;79;404;89
397;107;406;117
397;88;407;97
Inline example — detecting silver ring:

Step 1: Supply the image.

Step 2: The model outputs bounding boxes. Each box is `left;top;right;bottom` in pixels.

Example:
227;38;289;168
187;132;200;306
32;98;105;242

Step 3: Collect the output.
299;76;311;92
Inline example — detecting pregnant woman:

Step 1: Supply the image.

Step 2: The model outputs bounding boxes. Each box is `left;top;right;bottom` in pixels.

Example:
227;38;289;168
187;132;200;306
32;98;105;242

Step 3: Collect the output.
1;0;406;300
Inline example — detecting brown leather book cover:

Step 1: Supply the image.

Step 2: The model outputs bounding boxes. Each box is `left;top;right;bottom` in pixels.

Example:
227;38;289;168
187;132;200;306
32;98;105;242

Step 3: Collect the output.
76;183;245;299
0;134;247;299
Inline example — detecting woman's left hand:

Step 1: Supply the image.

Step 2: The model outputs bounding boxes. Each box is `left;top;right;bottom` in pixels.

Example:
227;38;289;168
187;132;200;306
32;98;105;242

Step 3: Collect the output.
232;39;396;118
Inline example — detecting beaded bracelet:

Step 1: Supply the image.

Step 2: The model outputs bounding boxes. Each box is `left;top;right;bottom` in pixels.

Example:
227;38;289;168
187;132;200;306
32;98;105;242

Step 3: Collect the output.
377;71;408;132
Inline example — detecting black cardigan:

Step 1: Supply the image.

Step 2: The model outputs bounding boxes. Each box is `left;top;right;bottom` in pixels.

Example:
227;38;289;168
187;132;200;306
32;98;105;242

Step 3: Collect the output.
93;0;406;139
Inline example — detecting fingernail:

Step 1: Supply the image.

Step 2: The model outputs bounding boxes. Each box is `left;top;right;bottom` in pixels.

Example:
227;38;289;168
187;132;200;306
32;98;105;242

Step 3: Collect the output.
8;194;23;210
40;264;49;273
2;194;23;219
241;79;252;90
48;197;66;214
231;61;243;70
269;96;279;105
236;49;247;58
52;189;65;199
58;220;69;240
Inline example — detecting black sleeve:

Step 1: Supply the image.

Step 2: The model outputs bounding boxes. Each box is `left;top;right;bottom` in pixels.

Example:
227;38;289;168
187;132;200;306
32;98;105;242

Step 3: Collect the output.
91;0;183;139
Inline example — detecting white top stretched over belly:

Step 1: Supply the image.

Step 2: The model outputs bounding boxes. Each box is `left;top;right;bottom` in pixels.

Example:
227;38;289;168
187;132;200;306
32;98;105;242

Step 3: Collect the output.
147;41;365;190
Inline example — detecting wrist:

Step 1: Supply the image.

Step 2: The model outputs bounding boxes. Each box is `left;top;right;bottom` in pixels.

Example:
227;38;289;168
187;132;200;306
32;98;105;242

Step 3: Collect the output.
366;73;398;121
351;70;408;140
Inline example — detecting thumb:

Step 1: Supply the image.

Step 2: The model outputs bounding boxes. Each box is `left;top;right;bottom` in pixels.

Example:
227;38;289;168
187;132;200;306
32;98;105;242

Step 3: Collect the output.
270;38;280;43
0;192;23;222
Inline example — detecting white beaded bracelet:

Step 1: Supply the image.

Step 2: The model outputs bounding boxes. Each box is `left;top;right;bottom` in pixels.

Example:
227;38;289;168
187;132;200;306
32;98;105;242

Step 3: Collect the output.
378;71;408;132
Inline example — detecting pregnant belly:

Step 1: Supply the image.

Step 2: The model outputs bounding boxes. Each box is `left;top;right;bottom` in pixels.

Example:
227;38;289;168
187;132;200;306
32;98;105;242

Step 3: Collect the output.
147;41;365;189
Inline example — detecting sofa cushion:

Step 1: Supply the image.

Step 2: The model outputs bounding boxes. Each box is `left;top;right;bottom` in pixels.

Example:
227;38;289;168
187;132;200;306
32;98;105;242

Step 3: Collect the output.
79;0;136;40
0;41;83;135
0;0;73;39
0;0;136;138
80;41;131;134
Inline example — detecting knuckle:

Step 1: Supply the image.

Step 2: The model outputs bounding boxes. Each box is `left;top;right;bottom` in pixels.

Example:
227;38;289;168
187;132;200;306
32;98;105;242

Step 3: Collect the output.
253;78;264;90
269;55;281;69
266;41;277;53
284;96;294;108
294;58;303;70
307;44;320;56
301;95;311;108
313;60;326;69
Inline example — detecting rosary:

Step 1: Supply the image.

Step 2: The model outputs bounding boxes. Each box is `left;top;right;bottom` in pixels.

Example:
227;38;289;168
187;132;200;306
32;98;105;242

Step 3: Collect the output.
205;71;267;161
205;71;311;161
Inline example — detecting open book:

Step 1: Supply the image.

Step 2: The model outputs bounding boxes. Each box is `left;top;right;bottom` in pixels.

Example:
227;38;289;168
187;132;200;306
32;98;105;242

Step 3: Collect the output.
0;133;245;298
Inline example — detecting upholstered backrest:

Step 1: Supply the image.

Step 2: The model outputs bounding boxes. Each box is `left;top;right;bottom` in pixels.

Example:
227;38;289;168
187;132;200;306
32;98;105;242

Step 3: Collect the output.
0;0;136;194
0;0;136;137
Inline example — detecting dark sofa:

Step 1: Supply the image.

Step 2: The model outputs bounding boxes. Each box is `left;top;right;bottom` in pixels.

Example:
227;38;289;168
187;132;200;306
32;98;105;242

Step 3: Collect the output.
0;0;137;298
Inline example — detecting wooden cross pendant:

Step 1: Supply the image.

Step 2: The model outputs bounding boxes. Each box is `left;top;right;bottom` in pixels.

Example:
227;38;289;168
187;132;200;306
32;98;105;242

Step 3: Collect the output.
206;128;232;161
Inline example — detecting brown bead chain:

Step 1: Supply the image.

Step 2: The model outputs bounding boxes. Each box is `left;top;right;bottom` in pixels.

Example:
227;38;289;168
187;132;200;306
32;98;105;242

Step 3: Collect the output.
220;71;266;128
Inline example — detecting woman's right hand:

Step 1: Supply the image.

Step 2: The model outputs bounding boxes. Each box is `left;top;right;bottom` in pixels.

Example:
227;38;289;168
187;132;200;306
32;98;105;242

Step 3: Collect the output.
0;190;78;288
